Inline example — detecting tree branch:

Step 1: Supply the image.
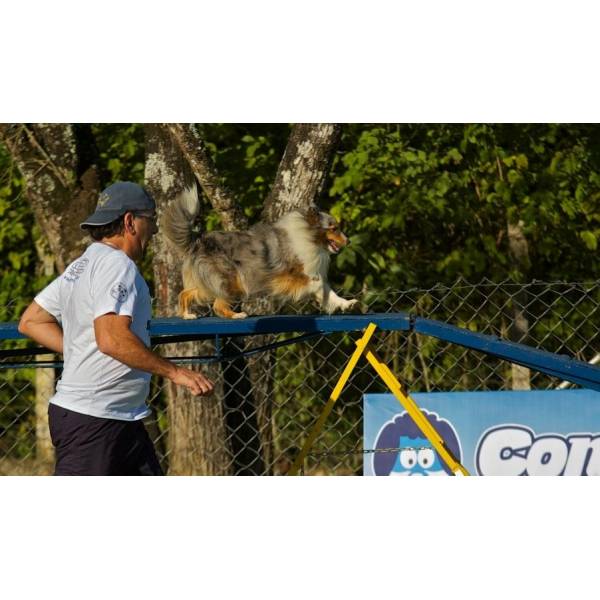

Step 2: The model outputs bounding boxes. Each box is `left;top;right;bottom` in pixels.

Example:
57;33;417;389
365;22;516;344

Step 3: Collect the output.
164;123;248;231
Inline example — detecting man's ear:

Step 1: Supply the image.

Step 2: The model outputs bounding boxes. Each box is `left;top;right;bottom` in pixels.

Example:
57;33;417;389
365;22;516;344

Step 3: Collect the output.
123;212;136;233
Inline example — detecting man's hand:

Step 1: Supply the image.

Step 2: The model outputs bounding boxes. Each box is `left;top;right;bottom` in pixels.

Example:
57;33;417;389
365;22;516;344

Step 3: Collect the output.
170;367;214;396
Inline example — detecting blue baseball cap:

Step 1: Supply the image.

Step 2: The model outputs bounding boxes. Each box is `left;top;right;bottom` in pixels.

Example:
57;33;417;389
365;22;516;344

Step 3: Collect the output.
80;182;156;229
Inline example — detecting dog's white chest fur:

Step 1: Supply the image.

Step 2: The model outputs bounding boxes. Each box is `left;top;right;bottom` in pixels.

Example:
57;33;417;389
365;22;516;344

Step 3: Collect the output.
277;212;330;278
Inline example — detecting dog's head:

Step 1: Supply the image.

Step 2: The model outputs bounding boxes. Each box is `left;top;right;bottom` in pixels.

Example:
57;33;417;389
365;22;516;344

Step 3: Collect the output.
304;206;350;254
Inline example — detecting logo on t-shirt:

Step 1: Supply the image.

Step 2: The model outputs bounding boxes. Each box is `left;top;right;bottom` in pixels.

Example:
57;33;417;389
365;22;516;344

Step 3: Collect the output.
110;282;129;303
64;258;89;282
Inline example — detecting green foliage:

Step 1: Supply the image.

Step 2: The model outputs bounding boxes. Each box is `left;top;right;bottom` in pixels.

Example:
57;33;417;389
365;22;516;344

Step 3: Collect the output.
198;124;291;222
328;124;600;291
4;123;597;304
0;146;39;456
91;124;146;185
0;145;42;322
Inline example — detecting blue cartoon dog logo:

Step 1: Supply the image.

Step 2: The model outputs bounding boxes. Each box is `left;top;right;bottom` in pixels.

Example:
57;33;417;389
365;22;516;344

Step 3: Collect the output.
373;410;462;476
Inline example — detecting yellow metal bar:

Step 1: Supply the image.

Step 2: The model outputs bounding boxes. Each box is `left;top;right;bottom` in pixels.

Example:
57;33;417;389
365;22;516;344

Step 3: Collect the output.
365;348;470;476
287;323;378;475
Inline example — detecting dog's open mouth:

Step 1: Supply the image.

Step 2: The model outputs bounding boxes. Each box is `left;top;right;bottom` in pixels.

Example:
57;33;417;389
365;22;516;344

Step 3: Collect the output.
327;240;341;253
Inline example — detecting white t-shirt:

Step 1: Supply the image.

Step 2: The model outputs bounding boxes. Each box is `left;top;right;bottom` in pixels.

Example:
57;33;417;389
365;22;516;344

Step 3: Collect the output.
35;242;152;421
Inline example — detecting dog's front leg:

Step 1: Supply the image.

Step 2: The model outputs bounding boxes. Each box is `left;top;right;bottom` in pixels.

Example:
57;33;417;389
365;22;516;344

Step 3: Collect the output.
315;281;358;314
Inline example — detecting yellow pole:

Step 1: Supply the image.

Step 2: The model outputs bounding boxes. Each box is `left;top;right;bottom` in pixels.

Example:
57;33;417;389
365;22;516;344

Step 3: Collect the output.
287;323;377;475
365;348;469;476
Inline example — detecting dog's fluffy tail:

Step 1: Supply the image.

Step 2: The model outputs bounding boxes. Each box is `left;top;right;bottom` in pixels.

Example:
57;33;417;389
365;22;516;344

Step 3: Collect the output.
161;186;200;254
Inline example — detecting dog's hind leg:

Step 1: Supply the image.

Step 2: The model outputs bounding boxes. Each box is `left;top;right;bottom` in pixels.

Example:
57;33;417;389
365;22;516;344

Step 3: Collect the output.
178;288;200;319
213;298;248;319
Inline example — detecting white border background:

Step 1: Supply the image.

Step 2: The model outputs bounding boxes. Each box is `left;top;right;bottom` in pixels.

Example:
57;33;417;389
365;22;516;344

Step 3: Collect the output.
2;2;600;598
4;1;600;122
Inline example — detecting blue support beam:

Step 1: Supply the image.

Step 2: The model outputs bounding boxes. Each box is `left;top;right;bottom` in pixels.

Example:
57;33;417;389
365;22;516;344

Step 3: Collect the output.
0;313;412;341
2;312;600;390
0;322;24;340
413;318;600;392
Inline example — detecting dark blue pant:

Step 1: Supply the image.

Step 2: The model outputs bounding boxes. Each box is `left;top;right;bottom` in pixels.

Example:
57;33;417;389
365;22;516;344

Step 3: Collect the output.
48;403;163;476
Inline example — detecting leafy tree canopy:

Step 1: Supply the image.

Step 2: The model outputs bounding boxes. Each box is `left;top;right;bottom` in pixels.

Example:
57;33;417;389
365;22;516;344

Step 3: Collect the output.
1;124;599;308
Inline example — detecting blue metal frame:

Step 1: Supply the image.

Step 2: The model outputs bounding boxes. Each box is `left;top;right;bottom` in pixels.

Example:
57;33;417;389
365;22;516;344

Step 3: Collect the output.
2;313;599;390
0;313;412;341
414;318;600;392
148;313;412;337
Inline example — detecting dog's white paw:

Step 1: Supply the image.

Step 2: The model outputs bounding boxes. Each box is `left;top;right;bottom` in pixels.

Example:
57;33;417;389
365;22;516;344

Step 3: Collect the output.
232;311;248;319
341;299;359;311
182;312;198;320
325;298;358;314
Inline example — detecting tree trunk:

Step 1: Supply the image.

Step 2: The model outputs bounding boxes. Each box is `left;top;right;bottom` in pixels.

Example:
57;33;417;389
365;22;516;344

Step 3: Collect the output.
34;235;57;464
496;153;531;391
254;123;342;471
0;124;100;271
165;124;268;474
164;123;342;474
507;220;531;390
145;124;231;475
221;336;267;475
34;356;55;464
262;123;342;222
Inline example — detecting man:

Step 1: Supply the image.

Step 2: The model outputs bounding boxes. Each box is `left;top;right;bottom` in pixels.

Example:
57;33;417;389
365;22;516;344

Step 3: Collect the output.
18;181;214;475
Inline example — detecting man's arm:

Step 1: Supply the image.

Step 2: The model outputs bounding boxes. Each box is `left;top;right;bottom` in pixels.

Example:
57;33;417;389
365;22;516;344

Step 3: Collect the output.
94;313;214;396
18;301;64;353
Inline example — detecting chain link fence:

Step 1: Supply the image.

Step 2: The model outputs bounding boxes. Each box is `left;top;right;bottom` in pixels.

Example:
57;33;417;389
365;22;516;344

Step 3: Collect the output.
1;278;599;475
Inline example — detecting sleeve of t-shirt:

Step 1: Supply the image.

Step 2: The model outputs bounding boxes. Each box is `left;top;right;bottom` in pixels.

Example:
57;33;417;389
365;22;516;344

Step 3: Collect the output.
92;255;139;320
34;277;63;322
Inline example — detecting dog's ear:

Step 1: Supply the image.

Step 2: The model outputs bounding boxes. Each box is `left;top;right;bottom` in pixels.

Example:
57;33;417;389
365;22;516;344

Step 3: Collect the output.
304;204;321;227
